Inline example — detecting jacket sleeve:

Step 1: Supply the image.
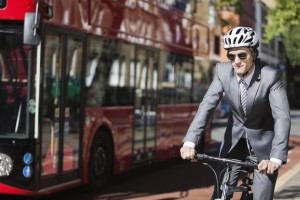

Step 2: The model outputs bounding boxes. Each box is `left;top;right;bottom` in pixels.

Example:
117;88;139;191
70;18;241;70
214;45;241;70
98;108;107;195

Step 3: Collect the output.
183;64;224;145
269;70;291;163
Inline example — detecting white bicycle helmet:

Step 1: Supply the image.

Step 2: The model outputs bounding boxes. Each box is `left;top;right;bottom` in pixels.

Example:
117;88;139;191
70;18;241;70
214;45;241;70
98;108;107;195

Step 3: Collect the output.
223;27;259;49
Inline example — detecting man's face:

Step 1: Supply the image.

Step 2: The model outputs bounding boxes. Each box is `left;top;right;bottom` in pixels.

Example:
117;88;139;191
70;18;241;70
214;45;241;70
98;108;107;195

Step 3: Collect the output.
227;47;254;77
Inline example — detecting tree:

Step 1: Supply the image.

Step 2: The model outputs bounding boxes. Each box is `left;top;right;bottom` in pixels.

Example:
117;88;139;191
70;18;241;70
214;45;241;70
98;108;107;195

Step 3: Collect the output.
215;0;242;14
264;0;300;66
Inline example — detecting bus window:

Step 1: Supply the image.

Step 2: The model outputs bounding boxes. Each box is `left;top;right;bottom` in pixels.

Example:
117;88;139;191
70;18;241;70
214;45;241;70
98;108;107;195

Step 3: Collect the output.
105;41;135;106
158;53;193;104
86;37;113;106
158;52;176;104
174;56;192;104
85;36;106;106
86;38;134;107
192;60;212;103
0;33;29;136
85;57;98;88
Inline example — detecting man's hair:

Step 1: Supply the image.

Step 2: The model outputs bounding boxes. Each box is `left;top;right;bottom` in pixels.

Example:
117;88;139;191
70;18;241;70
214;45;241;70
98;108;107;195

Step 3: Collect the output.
251;47;261;66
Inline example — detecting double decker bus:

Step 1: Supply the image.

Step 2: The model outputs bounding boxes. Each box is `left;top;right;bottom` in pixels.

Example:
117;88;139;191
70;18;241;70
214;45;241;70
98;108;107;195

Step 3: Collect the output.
0;0;214;195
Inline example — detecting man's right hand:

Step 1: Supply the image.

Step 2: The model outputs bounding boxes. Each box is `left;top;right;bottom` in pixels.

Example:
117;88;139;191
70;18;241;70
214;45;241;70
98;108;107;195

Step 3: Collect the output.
180;146;196;160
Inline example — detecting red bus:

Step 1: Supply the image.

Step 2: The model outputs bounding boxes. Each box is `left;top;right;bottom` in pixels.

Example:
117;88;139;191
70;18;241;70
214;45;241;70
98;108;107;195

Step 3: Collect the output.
0;0;214;195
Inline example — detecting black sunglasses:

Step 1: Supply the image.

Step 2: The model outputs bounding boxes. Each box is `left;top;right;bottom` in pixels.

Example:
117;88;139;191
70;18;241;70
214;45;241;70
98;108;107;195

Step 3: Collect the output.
227;52;248;61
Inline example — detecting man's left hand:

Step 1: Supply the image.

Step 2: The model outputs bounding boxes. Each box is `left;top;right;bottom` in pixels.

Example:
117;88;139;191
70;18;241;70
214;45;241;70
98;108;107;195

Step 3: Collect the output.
258;160;279;175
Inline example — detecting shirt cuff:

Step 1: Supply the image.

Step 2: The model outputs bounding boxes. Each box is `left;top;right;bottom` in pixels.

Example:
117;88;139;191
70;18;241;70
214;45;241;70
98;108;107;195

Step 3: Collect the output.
270;158;283;166
183;141;196;148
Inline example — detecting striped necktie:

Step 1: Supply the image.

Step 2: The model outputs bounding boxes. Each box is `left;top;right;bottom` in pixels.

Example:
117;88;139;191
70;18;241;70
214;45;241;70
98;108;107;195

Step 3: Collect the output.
240;79;248;115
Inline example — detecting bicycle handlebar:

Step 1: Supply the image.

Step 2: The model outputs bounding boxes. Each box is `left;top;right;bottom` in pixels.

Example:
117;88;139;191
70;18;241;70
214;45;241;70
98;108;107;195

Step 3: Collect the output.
196;154;258;170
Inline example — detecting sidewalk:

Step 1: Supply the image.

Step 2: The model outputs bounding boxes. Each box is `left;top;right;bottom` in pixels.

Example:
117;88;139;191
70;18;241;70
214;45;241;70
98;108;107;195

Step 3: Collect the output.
274;136;300;200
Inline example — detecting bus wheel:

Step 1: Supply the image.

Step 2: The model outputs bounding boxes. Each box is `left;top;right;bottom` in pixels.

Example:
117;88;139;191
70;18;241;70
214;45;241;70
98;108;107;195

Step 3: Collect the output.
88;131;113;191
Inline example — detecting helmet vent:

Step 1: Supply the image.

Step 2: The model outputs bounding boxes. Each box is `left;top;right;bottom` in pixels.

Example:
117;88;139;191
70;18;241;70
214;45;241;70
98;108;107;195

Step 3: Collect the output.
238;35;244;43
245;38;252;44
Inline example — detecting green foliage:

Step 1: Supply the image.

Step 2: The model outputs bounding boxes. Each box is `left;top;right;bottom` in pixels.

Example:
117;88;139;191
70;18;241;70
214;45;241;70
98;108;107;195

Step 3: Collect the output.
283;26;300;66
264;0;300;42
264;0;300;66
215;0;242;31
215;0;242;14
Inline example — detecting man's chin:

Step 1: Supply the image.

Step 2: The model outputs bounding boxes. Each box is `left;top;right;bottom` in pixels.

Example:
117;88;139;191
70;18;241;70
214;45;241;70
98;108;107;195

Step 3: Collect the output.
236;72;245;77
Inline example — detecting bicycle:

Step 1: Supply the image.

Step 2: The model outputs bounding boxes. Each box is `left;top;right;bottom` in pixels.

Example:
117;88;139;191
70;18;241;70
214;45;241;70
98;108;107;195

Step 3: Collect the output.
196;153;258;200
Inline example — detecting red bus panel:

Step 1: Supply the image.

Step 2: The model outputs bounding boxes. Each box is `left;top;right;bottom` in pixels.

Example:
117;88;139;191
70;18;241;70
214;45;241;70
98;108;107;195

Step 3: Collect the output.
0;0;35;20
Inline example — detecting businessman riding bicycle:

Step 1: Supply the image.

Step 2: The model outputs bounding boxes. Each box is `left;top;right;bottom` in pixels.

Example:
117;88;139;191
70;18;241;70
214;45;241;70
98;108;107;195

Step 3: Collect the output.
180;26;291;200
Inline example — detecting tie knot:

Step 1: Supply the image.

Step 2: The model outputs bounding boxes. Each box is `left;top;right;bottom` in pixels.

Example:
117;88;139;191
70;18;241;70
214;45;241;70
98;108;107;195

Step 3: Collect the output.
239;79;248;88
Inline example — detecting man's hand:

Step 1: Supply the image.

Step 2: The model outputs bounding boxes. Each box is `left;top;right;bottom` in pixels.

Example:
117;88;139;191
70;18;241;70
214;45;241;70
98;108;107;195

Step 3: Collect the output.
258;160;280;175
180;146;196;160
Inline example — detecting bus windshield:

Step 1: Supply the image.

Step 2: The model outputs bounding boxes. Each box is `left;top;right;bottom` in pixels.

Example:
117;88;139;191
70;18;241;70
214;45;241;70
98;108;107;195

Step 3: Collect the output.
0;31;30;136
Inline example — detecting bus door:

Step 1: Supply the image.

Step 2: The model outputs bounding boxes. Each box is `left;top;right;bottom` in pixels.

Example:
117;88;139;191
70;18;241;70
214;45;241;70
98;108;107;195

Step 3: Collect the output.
40;31;84;186
133;47;158;166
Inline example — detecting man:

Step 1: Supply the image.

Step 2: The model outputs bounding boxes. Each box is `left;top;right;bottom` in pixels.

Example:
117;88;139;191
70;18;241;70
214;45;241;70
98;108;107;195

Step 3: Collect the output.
180;27;291;200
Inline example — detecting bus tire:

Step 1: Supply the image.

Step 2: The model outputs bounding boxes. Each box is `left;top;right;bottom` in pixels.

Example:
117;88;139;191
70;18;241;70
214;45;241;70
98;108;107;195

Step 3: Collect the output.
88;131;113;191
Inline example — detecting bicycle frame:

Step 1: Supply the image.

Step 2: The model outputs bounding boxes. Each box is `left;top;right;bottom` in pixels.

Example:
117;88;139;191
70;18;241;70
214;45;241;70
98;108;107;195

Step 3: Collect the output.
196;154;258;200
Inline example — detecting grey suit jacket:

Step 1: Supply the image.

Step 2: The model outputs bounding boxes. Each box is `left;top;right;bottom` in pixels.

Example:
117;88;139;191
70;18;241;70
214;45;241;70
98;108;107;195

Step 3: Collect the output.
184;62;291;163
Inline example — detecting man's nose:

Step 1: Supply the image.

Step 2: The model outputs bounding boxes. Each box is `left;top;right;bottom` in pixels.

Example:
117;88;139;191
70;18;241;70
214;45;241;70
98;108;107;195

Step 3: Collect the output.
234;56;242;62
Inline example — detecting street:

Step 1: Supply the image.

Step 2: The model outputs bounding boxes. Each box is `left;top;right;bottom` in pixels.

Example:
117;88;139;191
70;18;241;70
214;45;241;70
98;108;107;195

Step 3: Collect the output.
4;110;300;200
